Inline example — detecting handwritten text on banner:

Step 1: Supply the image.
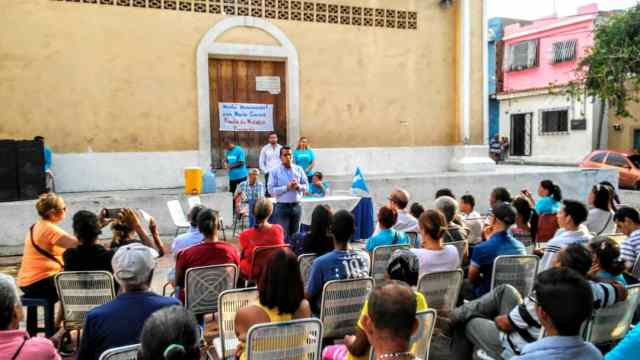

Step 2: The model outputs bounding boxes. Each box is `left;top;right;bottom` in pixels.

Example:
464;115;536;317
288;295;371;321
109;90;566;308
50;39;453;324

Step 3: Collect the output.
218;102;274;132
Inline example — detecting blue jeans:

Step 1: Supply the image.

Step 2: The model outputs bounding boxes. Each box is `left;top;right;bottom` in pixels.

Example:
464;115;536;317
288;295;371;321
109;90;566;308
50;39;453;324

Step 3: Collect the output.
272;202;301;240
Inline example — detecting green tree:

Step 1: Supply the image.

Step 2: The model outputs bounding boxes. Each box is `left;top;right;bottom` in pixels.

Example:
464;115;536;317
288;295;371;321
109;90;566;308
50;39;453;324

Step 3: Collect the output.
574;4;640;118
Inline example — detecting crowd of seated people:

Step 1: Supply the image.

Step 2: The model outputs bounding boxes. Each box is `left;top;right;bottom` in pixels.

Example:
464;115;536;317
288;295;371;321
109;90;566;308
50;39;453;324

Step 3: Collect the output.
3;177;640;360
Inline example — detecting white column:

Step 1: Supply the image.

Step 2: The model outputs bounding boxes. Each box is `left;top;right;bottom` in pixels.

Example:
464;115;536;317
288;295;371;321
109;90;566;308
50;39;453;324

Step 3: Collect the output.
449;0;496;172
460;0;471;144
482;0;490;145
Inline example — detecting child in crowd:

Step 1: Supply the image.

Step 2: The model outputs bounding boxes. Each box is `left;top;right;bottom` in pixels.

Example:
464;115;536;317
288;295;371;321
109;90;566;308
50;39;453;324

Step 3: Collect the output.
307;171;328;197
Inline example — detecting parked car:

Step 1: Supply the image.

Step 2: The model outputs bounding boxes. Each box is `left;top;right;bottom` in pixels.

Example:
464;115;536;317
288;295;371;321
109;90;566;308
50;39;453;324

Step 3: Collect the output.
579;150;640;189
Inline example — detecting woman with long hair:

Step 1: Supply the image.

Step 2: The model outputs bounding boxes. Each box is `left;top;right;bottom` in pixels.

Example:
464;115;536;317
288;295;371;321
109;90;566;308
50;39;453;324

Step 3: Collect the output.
109;208;164;256
293;136;316;180
589;236;628;285
290;205;334;256
523;180;562;215
585;184;616;236
234;249;311;360
238;198;285;280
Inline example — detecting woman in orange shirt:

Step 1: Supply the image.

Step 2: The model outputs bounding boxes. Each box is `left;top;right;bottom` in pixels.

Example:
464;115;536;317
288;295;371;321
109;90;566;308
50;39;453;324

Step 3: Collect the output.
17;193;78;303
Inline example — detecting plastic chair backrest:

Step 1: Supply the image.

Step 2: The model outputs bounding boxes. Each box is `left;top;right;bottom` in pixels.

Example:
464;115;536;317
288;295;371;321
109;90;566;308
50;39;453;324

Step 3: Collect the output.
583;284;640;344
632;254;640;278
371;244;410;284
448;240;466;266
185;264;238;315
167;200;189;227
246;318;323;360
218;288;259;359
405;232;419;248
249;245;290;281
54;271;116;330
297;253;317;288
370;309;437;360
98;344;139;360
490;255;539;297
320;278;374;339
417;270;464;313
187;196;202;210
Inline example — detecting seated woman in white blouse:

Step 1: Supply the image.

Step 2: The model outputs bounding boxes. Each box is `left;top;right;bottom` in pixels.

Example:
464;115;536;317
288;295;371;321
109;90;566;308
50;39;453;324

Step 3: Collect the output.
410;209;461;275
584;184;616;236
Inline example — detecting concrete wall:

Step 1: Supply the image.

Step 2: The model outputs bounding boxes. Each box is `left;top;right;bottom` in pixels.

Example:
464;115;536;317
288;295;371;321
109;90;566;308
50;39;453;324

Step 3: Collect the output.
0;0;486;151
0;166;617;248
608;97;640;151
498;91;595;164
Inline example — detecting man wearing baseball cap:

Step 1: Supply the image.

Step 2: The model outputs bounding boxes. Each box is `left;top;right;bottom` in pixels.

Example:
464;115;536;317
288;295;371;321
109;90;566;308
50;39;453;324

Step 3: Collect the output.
467;203;526;299
77;243;179;360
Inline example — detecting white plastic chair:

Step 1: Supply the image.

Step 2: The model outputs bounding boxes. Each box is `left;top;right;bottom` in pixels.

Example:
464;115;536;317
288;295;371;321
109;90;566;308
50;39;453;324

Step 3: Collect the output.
297;253;317;289
371;244;410;285
417;270;464;314
405;231;419;248
320;278;374;339
246;318;323;360
490;255;539;297
632;254;640;278
167;200;190;236
55;271;116;344
582;284;640;345
98;344;139;360
369;309;437;360
213;287;259;360
187;195;202;209
184;264;238;316
448;240;466;265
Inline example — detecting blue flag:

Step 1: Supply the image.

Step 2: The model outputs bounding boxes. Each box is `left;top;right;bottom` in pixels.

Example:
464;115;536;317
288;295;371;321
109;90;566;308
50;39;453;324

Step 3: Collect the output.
351;167;370;196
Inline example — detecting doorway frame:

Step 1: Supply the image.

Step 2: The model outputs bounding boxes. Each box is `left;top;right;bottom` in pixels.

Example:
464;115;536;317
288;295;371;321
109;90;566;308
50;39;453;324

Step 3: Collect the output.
510;112;533;157
196;16;300;168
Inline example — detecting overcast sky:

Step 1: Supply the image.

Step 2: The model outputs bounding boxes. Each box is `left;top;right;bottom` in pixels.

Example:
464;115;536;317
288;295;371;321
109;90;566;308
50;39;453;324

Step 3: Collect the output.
488;0;638;20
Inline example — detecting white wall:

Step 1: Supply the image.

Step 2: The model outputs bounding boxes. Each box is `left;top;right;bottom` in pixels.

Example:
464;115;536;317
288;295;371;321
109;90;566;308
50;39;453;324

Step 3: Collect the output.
498;92;595;164
52;146;465;193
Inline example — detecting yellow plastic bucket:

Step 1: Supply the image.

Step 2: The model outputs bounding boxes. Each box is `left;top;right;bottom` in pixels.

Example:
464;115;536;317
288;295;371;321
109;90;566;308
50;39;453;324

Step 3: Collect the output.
184;167;203;195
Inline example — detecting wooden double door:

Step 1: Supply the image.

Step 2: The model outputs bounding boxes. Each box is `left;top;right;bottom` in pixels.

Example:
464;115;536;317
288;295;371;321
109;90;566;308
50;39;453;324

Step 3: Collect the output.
208;58;287;169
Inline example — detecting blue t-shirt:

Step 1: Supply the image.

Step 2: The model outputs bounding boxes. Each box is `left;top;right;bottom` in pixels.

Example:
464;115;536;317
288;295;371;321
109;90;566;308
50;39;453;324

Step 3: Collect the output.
44;145;52;171
470;231;526;297
226;145;248;181
308;181;328;197
306;249;370;309
535;196;560;215
293;148;315;176
76;291;180;360
605;323;640;360
366;229;409;252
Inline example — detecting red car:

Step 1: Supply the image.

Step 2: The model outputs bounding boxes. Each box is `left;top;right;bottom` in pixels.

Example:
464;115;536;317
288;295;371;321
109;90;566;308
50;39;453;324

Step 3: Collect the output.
579;150;640;189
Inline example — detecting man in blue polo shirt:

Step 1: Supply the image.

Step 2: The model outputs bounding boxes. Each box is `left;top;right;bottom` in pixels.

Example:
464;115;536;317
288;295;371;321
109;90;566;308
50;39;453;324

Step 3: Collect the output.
224;140;248;194
467;203;525;299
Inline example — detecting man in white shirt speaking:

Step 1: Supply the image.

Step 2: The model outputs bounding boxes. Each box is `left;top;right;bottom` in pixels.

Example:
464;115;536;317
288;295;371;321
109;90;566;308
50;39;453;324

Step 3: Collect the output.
258;131;282;197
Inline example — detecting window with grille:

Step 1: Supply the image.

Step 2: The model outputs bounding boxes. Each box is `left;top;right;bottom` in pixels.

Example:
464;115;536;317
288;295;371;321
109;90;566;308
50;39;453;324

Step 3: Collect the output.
552;39;577;64
504;39;539;72
541;109;569;134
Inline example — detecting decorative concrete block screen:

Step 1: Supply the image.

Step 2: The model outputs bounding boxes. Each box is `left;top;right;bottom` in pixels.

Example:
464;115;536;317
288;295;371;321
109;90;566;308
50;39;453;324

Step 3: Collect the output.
51;0;418;30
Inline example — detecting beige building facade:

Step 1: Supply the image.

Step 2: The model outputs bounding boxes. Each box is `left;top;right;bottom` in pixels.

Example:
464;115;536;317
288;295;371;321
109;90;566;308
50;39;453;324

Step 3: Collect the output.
1;0;492;192
608;98;640;152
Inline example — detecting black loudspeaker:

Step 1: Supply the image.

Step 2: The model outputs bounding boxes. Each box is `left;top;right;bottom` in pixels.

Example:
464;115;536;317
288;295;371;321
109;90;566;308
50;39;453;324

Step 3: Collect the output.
0;140;18;202
16;140;45;200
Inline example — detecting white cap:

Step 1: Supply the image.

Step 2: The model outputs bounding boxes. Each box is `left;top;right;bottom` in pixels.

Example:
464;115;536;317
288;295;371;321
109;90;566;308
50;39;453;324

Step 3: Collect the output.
111;243;159;286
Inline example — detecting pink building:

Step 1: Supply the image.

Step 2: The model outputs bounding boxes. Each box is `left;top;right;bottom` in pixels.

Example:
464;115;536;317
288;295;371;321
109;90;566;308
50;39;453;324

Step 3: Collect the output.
502;3;598;92
496;4;612;164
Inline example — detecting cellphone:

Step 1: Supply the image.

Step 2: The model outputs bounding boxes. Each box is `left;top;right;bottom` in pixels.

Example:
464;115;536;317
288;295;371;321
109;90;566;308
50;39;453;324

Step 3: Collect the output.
104;208;123;219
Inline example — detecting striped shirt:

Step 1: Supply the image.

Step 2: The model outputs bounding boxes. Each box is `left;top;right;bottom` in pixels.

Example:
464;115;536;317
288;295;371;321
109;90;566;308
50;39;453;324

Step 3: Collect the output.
621;229;640;268
539;228;592;271
501;280;619;358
